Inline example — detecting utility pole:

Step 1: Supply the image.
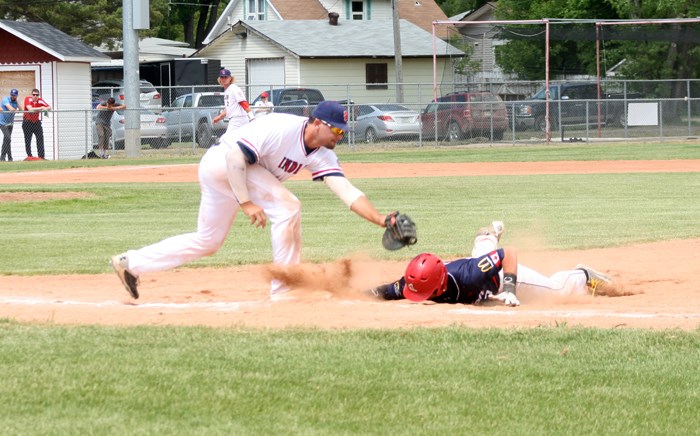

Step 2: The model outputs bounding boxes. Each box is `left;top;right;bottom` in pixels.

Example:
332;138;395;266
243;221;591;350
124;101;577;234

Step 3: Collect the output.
123;0;149;157
392;0;404;103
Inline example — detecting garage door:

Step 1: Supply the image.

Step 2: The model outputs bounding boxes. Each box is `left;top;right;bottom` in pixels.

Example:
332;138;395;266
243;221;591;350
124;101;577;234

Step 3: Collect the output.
247;58;284;100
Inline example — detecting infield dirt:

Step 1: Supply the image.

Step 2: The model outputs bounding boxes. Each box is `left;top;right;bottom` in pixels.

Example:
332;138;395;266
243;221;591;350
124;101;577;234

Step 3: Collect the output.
1;160;699;330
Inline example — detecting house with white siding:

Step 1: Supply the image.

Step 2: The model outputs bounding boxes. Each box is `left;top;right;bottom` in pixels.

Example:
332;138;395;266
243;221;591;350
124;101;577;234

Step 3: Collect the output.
450;2;537;99
196;18;461;105
204;0;450;41
194;0;458;105
0;20;109;160
451;2;503;81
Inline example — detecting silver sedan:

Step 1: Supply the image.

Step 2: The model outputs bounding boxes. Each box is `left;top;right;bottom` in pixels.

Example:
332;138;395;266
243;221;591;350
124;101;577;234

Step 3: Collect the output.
355;104;421;143
93;109;168;149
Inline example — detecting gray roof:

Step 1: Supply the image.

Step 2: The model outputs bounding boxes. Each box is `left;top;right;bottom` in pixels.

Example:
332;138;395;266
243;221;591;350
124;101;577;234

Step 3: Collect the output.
241;19;462;57
0;20;109;62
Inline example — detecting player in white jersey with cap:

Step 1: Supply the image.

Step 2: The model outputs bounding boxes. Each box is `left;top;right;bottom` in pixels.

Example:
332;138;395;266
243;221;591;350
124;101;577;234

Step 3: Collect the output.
212;68;254;132
112;101;401;301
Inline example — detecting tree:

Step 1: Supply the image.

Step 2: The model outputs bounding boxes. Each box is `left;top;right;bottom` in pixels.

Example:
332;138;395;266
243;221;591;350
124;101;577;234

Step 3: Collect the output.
0;0;228;49
494;0;624;80
493;0;700;87
435;0;490;17
1;0;117;49
164;0;226;48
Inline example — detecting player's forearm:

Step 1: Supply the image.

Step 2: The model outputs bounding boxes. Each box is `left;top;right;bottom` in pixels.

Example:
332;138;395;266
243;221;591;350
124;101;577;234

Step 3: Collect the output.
501;246;518;296
324;176;383;225
502;246;518;276
225;146;251;203
349;196;385;227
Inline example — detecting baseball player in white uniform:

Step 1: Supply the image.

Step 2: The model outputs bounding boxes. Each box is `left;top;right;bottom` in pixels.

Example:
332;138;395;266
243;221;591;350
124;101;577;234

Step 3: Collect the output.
112;101;395;301
212;68;254;132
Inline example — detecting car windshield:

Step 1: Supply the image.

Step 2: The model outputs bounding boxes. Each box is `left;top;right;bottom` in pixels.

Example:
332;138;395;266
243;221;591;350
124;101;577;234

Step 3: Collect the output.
94;81;157;95
277;90;324;104
374;104;412;112
471;93;503;103
139;85;157;94
198;95;224;107
532;86;559;100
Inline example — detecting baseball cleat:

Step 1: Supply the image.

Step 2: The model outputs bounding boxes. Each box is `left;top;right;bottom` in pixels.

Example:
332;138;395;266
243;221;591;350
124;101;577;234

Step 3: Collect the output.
111;254;139;299
475;220;505;241
576;264;614;296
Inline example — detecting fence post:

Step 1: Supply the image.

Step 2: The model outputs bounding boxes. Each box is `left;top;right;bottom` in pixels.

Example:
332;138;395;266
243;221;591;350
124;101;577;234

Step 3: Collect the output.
418;84;423;147
687;79;692;137
659;100;663;142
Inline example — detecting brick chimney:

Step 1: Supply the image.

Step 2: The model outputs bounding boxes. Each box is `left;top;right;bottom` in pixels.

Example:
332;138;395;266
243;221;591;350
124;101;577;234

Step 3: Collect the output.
328;12;339;25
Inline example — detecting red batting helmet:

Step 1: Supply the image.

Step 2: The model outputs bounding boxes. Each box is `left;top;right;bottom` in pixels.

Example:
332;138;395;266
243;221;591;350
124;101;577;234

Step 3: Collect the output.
403;253;448;302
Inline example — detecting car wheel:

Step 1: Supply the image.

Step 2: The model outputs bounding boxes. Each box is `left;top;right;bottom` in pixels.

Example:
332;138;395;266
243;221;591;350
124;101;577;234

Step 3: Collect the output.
196;123;214;148
364;127;378;143
446;121;462;142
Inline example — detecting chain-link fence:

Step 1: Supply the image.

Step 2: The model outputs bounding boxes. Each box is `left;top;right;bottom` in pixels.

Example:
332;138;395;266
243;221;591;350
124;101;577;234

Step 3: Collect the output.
4;79;700;160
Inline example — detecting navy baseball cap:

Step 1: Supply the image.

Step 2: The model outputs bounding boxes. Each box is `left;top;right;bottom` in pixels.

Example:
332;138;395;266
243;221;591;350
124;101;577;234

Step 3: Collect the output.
312;101;349;131
218;69;232;77
10;89;19;96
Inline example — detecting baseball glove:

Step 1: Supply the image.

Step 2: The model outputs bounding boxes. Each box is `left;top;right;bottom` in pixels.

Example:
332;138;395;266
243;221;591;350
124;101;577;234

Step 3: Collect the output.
382;211;417;251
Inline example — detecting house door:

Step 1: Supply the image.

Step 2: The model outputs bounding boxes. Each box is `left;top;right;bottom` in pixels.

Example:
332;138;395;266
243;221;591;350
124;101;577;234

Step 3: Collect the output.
247;58;284;100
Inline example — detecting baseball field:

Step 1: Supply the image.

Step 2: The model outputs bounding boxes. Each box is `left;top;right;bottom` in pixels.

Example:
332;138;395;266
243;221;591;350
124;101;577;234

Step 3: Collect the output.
1;141;699;433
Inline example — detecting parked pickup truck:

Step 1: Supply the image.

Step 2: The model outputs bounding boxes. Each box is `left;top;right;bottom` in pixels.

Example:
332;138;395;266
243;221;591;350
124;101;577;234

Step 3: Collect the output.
162;92;228;148
512;82;640;131
251;88;354;118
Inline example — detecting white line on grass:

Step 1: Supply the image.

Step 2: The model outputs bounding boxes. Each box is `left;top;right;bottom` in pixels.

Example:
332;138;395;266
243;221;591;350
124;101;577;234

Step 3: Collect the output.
0;296;259;311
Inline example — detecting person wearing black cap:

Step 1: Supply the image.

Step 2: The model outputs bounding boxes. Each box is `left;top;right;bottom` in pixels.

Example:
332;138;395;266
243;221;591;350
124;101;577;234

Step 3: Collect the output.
1;89;20;162
212;68;254;133
111;101;408;302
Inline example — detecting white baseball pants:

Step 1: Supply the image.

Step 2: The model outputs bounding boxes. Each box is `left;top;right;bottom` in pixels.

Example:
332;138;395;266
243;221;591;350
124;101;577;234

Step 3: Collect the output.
471;233;588;296
125;145;301;296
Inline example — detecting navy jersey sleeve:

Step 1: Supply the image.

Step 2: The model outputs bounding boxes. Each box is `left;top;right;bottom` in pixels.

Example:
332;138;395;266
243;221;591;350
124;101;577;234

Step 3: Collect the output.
435;249;505;304
371;278;406;300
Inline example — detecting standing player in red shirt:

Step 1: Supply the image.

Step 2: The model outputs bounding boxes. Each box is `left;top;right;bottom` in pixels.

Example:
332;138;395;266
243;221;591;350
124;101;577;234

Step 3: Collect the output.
22;88;51;160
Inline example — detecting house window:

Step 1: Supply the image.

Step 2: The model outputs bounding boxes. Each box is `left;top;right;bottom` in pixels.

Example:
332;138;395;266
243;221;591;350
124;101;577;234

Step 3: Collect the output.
366;63;388;90
247;0;265;20
351;1;365;20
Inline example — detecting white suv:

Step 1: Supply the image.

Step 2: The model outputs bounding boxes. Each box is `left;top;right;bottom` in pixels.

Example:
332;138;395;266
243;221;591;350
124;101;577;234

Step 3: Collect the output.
92;79;162;112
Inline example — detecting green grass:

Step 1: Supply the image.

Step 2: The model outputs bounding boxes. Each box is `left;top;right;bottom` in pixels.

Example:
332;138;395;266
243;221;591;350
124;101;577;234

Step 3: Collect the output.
1;143;699;433
336;140;700;163
0;323;698;434
1;171;698;274
1;141;698;174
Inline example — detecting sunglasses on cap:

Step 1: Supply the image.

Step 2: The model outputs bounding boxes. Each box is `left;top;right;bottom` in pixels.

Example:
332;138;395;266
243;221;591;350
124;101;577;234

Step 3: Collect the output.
319;119;345;136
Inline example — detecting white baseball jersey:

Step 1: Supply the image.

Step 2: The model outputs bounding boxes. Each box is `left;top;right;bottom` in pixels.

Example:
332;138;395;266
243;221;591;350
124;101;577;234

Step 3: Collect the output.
223;84;249;131
253;100;273;117
124;112;347;298
222;113;343;182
